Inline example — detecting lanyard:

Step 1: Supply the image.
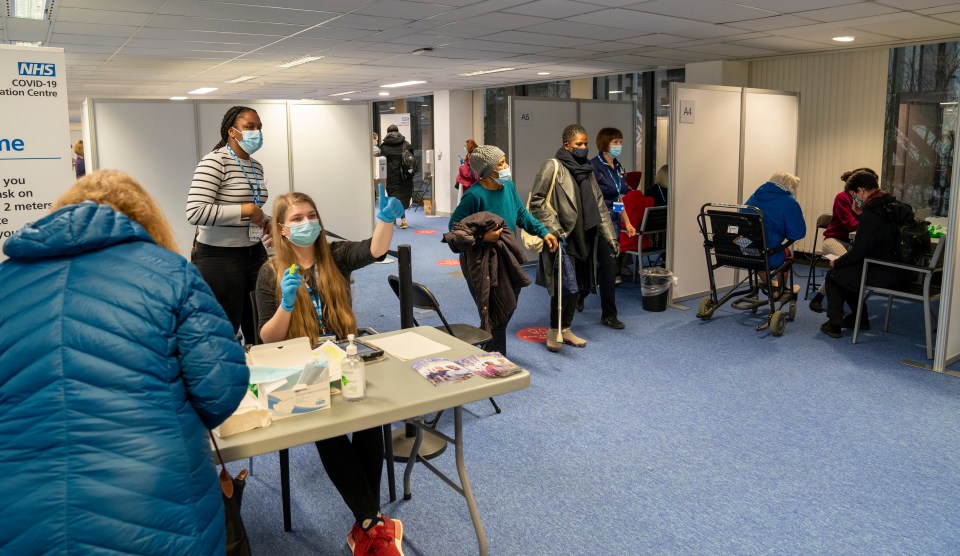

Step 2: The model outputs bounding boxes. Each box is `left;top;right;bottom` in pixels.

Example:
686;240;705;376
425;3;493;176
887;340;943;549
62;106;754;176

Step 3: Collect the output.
227;146;262;206
303;267;326;334
601;158;624;199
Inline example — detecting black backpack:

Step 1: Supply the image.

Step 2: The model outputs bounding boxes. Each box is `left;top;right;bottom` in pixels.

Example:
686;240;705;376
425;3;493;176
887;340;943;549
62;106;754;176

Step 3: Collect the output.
884;200;931;265
400;143;420;176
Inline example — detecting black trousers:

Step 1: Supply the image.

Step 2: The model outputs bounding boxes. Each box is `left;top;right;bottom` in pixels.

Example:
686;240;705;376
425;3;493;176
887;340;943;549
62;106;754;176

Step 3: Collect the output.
315;428;384;525
578;228;618;320
460;253;518;356
193;242;267;344
824;272;861;326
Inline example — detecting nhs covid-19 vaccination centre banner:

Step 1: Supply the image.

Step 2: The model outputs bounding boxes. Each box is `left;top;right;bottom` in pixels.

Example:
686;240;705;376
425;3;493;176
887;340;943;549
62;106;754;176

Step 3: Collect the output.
0;45;72;261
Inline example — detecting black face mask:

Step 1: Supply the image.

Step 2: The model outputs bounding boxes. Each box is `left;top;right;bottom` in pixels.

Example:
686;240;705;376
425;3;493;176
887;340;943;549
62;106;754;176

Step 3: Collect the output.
571;147;589;161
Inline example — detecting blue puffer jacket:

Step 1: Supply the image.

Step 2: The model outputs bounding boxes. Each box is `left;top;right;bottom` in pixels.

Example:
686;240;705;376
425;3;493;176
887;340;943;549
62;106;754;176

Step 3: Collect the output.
745;181;807;268
0;202;249;555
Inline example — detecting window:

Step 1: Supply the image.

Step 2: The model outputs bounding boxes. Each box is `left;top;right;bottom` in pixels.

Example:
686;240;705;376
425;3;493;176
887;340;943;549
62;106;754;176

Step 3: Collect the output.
883;42;959;216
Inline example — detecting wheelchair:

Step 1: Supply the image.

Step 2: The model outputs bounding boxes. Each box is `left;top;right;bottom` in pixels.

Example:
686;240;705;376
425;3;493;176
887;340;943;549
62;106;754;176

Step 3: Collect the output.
695;203;797;336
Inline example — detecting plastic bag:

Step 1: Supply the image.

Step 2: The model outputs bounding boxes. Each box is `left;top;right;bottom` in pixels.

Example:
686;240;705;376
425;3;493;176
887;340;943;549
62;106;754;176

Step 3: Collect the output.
640;267;673;296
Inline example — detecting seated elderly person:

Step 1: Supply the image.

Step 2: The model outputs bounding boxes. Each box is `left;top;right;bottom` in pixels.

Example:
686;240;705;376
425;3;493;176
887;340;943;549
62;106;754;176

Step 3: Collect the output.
744;170;806;290
820;170;910;338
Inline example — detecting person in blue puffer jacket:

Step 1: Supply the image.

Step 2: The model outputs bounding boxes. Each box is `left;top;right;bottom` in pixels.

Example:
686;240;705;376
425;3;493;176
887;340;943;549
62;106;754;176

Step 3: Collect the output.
744;170;807;270
0;170;249;555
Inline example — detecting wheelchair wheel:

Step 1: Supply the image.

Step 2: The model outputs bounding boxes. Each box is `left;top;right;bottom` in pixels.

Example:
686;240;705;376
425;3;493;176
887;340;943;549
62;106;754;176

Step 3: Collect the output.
770;310;786;336
697;296;715;320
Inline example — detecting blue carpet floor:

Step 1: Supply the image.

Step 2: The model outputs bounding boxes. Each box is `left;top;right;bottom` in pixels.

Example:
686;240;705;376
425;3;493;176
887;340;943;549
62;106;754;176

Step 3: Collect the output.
238;209;960;555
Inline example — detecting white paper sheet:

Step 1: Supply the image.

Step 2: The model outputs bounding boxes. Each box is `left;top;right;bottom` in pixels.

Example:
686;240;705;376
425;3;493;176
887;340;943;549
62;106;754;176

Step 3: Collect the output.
365;331;451;360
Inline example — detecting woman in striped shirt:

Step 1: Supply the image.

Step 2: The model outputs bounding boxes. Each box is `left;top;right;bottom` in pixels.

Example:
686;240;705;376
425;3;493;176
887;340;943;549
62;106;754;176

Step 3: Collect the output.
187;105;270;344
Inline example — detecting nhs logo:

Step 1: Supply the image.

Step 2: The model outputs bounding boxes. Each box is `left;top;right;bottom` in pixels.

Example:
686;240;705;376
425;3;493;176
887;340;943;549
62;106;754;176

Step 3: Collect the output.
17;62;55;77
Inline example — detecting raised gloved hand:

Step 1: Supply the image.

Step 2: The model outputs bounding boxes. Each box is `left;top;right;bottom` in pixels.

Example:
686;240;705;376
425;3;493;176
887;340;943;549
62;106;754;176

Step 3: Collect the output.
376;183;405;223
280;265;302;312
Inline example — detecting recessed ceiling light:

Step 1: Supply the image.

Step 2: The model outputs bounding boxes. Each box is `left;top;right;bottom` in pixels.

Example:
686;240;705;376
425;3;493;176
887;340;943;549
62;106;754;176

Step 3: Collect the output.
329;90;360;97
169;96;188;100
277;55;324;68
832;36;855;42
609;90;624;94
381;80;427;88
226;75;256;84
342;98;351;101
459;67;517;77
9;41;43;47
188;87;217;95
10;0;49;20
537;72;551;76
379;92;390;96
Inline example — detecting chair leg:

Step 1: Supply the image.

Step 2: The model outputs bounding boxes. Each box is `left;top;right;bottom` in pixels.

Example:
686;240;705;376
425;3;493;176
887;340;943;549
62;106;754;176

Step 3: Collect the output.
852;275;869;345
631;253;639;283
489;397;502;414
884;294;893;332
924;296;934;360
280;449;292;532
248;456;254;475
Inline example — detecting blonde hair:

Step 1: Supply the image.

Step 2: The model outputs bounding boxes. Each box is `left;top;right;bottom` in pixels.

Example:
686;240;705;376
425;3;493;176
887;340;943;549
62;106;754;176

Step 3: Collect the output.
769;170;799;196
73;140;83;157
270;192;357;343
53;170;177;251
655;164;669;187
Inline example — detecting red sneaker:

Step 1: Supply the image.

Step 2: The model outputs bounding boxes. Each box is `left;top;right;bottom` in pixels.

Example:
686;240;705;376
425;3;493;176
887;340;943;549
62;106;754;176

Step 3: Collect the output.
364;516;404;556
346;523;365;556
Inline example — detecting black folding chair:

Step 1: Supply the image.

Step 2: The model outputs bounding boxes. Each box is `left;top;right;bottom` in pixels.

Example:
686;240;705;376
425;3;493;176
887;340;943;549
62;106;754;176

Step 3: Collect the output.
804;213;832;300
387;275;501;416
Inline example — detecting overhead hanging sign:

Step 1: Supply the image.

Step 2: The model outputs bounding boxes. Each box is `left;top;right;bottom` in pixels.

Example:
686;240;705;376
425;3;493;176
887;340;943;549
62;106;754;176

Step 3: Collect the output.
0;45;72;261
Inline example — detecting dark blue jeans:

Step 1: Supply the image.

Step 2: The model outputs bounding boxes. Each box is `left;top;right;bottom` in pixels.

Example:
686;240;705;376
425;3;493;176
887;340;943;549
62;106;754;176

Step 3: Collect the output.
192;242;267;344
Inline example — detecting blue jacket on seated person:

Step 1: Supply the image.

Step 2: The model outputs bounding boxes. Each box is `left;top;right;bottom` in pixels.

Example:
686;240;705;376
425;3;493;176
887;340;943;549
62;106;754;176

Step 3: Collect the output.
0;202;248;555
745;180;806;268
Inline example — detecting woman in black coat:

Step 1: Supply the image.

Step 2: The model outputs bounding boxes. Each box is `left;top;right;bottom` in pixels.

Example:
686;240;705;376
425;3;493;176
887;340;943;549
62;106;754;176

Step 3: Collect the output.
821;170;910;338
379;124;414;228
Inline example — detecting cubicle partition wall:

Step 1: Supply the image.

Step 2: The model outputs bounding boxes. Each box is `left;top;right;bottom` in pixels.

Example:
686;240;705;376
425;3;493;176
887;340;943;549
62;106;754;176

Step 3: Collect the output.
668;84;799;302
82;99;374;256
934;115;960;372
508;97;634;259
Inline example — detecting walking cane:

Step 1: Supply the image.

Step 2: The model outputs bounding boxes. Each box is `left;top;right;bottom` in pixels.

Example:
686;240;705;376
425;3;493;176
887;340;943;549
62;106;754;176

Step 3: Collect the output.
555;242;563;344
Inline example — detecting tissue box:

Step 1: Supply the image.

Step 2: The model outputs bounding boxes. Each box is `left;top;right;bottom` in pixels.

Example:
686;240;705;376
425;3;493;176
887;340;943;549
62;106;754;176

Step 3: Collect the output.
214;390;272;438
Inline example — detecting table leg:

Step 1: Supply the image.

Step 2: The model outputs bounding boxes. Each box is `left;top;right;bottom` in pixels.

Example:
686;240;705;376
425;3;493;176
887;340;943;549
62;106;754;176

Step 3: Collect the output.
455;406;487;556
384;424;396;502
279;448;292;532
402;424;424;501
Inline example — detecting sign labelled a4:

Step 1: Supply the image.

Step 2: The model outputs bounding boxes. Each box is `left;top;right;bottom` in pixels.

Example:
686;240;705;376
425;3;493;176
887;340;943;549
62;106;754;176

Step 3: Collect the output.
680;100;696;124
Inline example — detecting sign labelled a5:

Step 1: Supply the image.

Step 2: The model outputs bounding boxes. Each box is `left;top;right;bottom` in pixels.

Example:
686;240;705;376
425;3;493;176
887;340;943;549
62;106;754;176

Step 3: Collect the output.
517;112;532;127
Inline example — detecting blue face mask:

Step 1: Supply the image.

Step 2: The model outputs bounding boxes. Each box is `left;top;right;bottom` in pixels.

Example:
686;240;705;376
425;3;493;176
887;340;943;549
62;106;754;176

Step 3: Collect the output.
284;219;321;247
494;167;512;185
232;128;263;155
608;145;622;158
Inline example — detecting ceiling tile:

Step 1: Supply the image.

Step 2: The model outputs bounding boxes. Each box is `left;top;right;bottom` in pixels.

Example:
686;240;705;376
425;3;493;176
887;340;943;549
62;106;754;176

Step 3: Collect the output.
156;0;340;24
49;33;129;46
726;14;820;31
569;8;714;33
56;7;154;25
353;0;458;19
797;2;901;23
58;0;167;12
731;0;862;10
730;35;831;51
916;3;960;14
852;14;960;38
481;30;602;48
503;0;598;18
326;14;413;31
519;20;641;41
875;0;960;8
51;22;140;38
680;42;780;56
625;0;778;24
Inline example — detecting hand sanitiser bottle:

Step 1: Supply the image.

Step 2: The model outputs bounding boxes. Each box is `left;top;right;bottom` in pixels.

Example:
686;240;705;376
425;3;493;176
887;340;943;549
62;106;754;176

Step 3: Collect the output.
341;334;366;402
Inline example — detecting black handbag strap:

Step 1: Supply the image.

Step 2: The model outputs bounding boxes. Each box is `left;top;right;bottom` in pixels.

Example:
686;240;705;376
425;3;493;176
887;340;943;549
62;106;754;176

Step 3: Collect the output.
209;430;226;467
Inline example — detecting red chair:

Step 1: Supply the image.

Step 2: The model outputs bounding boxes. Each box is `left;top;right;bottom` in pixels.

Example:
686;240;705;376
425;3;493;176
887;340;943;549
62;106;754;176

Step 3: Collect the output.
619;189;654;253
625;171;642;191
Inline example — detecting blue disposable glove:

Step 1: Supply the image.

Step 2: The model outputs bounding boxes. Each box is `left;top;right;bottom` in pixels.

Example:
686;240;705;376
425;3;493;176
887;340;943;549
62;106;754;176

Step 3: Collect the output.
280;265;302;312
376;183;405;223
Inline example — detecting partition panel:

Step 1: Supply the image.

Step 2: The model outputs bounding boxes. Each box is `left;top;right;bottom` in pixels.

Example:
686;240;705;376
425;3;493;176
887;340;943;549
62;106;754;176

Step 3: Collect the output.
90;100;199;255
742;90;798;194
197;101;290;218
935;114;960;370
669;84;743;301
289;103;373;241
509;97;578;209
579;100;636;172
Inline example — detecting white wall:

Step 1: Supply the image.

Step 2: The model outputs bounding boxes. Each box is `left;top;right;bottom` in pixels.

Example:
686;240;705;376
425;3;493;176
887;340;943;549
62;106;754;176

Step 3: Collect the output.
749;48;888;253
88;101;199;255
742;90;799;194
686;61;748;87
289;103;373;241
433;90;473;215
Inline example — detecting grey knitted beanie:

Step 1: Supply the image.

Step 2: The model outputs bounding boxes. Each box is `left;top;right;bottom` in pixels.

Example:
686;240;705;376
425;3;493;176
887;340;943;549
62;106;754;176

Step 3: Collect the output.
470;145;505;179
